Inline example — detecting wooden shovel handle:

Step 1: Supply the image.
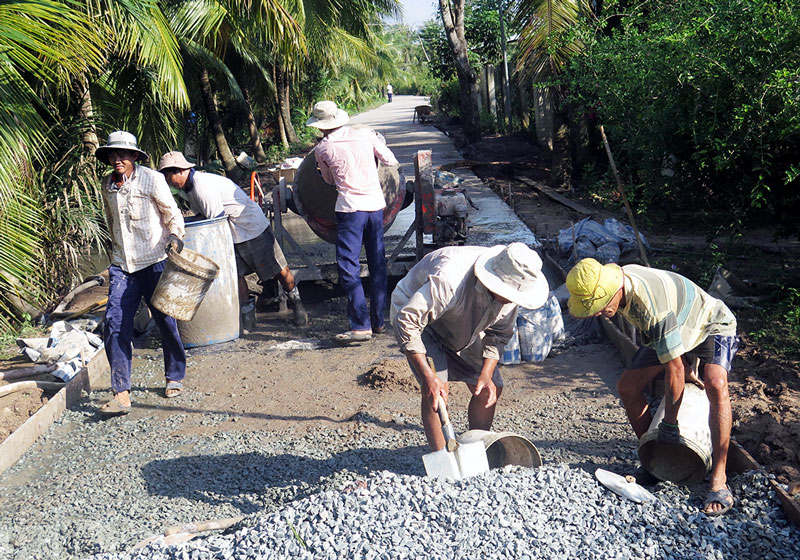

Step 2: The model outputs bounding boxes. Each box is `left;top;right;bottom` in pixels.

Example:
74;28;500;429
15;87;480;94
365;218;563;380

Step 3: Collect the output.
436;396;451;426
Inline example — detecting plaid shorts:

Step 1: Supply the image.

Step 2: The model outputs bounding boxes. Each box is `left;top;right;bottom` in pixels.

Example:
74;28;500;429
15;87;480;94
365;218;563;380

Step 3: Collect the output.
630;335;740;375
234;225;288;282
406;330;504;388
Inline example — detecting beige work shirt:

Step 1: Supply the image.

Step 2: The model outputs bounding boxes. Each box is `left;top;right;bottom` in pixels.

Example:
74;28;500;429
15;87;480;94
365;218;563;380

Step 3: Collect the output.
390;246;518;369
102;164;185;273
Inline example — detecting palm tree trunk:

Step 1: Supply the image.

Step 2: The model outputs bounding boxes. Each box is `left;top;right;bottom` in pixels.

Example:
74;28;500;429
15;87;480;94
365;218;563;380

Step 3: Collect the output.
552;96;572;191
272;65;289;149
277;66;298;144
244;88;268;163
75;76;98;155
199;66;238;175
440;0;481;143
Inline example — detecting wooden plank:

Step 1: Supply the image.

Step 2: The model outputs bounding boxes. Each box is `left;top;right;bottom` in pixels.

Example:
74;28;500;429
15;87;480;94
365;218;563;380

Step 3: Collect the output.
0;349;109;476
600;316;638;368
728;440;800;528
517;176;595;216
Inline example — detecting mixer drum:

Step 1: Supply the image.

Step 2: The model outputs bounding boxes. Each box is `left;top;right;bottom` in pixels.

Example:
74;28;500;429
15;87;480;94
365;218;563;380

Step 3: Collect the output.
292;143;404;245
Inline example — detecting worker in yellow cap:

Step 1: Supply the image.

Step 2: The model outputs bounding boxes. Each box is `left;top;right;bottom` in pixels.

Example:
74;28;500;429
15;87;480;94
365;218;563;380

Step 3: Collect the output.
565;258;739;517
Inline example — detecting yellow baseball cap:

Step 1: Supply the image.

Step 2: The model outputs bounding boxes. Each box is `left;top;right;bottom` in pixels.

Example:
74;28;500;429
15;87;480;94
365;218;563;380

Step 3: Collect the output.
566;258;623;317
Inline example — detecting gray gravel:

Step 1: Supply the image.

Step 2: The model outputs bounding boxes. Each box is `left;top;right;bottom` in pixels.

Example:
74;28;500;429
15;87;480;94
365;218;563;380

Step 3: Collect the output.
1;345;799;559
97;466;800;560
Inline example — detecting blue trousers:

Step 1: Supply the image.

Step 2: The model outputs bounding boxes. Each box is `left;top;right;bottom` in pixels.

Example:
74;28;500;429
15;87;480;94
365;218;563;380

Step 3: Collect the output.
104;262;186;394
335;210;387;332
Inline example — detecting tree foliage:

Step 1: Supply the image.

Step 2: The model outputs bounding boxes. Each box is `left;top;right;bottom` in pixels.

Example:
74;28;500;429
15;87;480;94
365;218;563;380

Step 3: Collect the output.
568;0;800;235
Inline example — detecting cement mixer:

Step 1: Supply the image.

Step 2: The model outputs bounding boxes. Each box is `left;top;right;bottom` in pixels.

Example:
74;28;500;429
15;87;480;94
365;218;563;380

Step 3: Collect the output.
265;130;472;282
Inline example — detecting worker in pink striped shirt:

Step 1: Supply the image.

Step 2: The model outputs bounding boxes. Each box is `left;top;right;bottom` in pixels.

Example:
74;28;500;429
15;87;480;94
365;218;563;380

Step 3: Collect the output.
307;101;399;343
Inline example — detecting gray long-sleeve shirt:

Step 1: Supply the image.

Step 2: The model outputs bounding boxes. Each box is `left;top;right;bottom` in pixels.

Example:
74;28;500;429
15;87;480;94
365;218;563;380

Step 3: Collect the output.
390;246;518;369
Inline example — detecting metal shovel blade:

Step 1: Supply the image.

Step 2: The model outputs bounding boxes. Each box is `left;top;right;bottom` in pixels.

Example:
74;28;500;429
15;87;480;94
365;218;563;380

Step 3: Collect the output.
454;440;490;477
423;449;462;480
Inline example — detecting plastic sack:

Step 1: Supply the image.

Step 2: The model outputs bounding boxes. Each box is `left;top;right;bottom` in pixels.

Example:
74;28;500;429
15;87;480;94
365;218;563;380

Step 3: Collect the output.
500;325;521;365
546;294;565;343
595;241;621;264
517;306;551;363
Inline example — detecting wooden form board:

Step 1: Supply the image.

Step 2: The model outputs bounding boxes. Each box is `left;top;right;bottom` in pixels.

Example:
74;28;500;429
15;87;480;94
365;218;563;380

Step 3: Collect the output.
0;349;109;476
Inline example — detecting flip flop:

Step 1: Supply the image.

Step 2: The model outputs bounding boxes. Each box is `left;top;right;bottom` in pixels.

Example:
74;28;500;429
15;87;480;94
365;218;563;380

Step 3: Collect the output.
372;326;386;334
702;488;734;516
334;331;372;343
99;398;131;416
165;381;183;398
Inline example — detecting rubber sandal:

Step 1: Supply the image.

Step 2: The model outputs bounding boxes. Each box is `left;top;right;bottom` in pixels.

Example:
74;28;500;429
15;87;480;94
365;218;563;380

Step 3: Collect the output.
372;326;386;334
702;488;734;517
99;398;131;416
334;331;372;343
165;381;183;398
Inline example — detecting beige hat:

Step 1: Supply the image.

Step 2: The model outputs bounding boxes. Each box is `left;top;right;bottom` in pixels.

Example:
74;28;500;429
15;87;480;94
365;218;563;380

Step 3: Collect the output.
474;243;549;309
158;151;196;171
95;131;148;163
305;100;349;129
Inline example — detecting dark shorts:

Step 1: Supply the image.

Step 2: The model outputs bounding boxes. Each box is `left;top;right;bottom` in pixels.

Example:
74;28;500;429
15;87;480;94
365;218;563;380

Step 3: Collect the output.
630;335;740;375
406;330;504;388
234;225;287;282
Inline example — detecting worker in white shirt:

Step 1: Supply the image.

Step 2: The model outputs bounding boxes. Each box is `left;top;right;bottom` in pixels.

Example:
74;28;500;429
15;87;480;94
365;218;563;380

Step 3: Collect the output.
158;151;307;330
96;131;187;416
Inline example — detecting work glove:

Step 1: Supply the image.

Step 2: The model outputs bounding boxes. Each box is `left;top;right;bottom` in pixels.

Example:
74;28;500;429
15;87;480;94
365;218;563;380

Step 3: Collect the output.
657;421;681;445
165;234;184;254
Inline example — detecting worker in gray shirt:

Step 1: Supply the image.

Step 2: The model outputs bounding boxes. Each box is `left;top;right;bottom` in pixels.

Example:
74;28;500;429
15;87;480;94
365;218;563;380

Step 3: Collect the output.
390;243;549;451
159;151;307;330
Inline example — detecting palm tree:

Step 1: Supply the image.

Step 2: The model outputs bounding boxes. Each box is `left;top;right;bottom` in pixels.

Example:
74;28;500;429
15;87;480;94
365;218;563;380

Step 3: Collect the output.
512;0;594;189
439;0;482;143
0;0;105;329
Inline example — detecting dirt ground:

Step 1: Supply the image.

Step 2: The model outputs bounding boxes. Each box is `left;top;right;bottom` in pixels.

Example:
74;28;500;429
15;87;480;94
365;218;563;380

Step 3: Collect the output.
1;125;798;492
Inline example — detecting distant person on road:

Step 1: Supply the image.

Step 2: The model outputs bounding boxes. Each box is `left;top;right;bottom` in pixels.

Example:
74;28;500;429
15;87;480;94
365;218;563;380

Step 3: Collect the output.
566;258;739;516
306;100;400;342
158;151;307;330
386;83;393;103
96;131;187;416
391;243;549;451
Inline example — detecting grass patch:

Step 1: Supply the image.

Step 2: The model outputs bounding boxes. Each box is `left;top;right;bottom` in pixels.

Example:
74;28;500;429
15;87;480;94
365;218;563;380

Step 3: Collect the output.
0;315;47;360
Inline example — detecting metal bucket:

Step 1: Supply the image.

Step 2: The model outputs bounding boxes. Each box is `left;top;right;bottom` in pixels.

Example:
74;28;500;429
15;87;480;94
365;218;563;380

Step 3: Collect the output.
151;247;219;322
292;131;404;244
176;217;240;347
638;383;713;485
459;430;543;469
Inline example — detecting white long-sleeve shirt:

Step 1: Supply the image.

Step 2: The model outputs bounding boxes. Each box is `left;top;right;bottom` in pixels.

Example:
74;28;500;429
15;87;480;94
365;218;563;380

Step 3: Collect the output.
102;164;184;273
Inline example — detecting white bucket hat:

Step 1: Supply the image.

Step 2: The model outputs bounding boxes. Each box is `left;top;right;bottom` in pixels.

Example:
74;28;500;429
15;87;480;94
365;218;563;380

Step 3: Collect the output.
305;101;349;129
474;243;549;309
158;151;196;171
95;130;148;162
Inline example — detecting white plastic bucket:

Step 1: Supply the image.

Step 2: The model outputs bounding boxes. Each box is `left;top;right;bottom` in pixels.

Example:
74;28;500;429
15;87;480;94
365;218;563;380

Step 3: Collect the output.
151;248;219;322
637;383;713;485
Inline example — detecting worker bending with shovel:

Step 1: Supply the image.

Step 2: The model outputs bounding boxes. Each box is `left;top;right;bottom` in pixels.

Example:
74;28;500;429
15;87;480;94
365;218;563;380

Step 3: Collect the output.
565;258;739;516
158;151;307;331
391;243;549;451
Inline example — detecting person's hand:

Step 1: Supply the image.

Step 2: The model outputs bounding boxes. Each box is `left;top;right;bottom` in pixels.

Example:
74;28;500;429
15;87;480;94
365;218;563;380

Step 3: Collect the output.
473;376;498;408
683;356;705;390
165;234;184;254
657;420;681;445
426;375;447;412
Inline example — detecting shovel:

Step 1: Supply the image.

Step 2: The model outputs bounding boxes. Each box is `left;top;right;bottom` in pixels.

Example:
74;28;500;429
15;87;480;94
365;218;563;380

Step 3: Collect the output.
422;397;490;480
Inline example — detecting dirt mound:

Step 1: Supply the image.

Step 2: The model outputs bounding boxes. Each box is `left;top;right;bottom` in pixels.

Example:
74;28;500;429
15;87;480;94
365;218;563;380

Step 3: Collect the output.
359;359;418;392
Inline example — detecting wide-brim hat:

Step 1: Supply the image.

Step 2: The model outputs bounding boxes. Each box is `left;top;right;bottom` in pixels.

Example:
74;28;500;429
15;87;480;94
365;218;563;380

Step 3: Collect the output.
305;100;349;129
474;243;549;310
566;258;624;317
158;151;195;171
95;130;148;163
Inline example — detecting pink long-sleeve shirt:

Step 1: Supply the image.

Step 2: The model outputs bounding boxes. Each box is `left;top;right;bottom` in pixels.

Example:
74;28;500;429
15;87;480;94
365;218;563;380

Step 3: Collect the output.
313;126;399;213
